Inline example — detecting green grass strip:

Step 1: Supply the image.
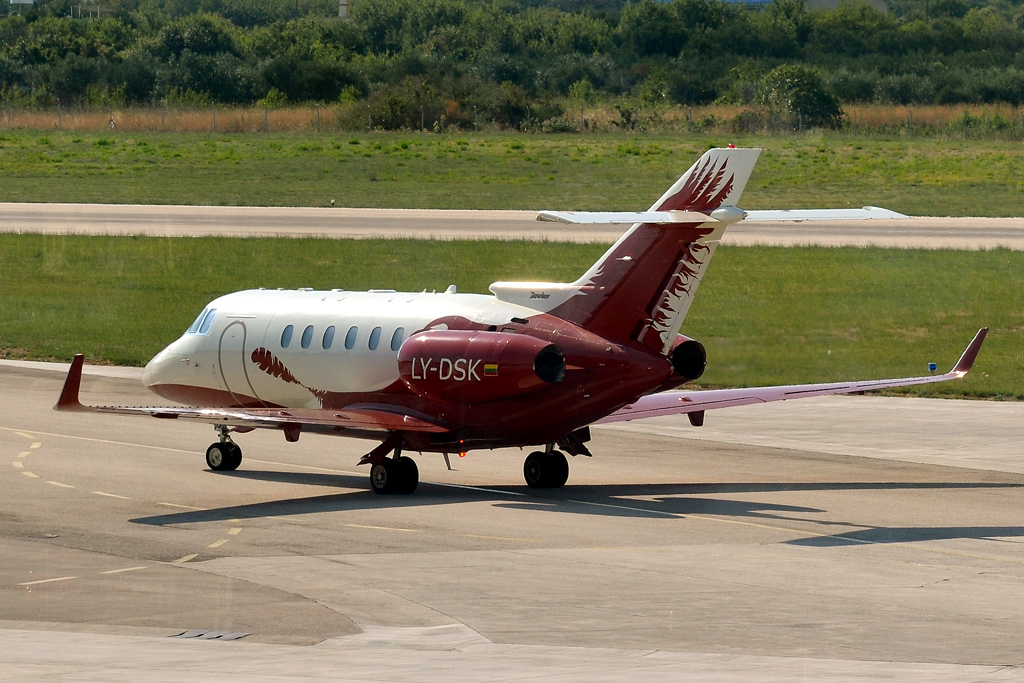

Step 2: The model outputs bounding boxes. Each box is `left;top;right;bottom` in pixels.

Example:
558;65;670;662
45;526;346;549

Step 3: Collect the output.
0;234;1018;399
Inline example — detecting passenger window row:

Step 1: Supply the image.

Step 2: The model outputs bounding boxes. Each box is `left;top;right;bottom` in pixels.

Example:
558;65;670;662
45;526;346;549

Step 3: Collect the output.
280;324;405;352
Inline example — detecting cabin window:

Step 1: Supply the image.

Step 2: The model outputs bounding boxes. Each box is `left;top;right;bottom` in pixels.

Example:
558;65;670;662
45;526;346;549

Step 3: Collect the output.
345;326;358;350
281;325;294;348
368;326;382;350
186;308;208;334
323;326;336;350
197;309;217;335
391;327;405;352
301;325;314;349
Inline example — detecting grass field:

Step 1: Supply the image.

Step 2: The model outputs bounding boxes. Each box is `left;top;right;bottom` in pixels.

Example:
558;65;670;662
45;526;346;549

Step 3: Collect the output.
1;131;1023;215
0;234;1019;399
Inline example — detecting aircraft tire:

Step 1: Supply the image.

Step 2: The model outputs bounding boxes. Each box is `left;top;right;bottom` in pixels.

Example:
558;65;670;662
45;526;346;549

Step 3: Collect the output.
523;451;549;488
548;451;569;488
206;442;241;472
370;459;397;494
394;456;419;494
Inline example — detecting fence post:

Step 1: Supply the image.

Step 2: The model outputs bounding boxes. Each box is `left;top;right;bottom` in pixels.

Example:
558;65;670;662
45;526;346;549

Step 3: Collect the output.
316;105;320;133
161;100;166;130
264;106;268;132
57;99;61;129
908;109;913;133
212;105;216;132
420;105;424;131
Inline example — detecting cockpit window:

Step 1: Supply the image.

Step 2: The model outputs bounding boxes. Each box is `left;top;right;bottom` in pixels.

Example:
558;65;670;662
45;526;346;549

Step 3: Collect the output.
195;309;217;335
186;309;208;334
281;325;294;348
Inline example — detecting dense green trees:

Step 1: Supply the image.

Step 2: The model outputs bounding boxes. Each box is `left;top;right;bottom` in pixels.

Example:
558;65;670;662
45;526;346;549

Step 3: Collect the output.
3;0;1024;128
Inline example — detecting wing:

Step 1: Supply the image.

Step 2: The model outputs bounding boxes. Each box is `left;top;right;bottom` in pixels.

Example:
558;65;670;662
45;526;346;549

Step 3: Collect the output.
53;356;448;435
742;207;907;221
596;328;987;425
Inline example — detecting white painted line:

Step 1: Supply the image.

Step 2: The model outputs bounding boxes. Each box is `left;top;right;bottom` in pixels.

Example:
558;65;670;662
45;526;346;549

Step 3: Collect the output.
12;461;23;469
15;432;35;440
0;427;199;455
206;539;229;548
91;491;132;500
46;481;74;489
227;527;241;535
461;533;541;543
427;481;528;497
346;523;418;533
157;502;205;511
172;554;198;563
29;442;42;449
17;452;30;458
19;576;77;586
101;566;147;575
21;471;40;479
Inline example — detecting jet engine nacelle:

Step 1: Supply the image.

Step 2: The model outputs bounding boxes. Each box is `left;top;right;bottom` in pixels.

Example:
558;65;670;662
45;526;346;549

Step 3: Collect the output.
398;330;565;404
653;335;706;392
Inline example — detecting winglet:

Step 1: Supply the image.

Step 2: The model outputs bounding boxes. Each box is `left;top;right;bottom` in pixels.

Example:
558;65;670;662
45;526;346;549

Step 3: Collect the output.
54;354;86;411
952;327;988;376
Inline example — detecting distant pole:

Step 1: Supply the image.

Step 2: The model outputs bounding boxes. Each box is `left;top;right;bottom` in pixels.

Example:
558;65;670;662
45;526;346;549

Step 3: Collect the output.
420;105;424;131
367;105;371;130
316;105;320;133
212;105;216;132
161;100;166;129
908;108;913;133
339;0;348;19
264;106;268;132
579;105;583;131
57;99;61;129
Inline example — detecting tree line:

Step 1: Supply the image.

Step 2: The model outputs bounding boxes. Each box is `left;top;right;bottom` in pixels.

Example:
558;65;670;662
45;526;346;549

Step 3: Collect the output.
2;0;1024;129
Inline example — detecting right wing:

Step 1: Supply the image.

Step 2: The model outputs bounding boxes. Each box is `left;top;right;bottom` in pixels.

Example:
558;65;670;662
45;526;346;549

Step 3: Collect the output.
597;328;986;424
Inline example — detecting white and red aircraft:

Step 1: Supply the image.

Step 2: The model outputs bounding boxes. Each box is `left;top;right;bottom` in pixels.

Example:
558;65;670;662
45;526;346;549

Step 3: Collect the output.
55;147;987;494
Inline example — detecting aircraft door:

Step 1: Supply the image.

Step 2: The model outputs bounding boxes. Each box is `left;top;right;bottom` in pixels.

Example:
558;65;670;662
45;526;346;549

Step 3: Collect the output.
218;320;264;407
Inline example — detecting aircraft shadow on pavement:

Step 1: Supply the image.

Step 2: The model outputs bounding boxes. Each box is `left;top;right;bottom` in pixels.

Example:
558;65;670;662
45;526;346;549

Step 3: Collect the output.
787;525;1024;547
129;470;1023;532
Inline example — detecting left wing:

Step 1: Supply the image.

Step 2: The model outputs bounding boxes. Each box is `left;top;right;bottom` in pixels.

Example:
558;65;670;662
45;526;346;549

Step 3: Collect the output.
597;328;987;425
54;355;448;435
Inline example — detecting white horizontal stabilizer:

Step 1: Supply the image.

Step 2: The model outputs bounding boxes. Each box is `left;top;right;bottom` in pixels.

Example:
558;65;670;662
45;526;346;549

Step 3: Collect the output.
536;210;714;225
743;207;907;222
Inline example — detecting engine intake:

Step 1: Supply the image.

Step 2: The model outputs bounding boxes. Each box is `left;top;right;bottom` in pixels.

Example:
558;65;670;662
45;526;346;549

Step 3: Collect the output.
398;330;565;404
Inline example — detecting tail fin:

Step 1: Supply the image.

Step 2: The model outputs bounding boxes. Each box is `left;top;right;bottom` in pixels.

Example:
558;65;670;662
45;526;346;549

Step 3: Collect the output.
547;147;760;352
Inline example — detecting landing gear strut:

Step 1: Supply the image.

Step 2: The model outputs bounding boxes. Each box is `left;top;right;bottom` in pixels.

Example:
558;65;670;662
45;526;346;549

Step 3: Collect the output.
523;445;569;489
369;444;419;495
206;426;242;472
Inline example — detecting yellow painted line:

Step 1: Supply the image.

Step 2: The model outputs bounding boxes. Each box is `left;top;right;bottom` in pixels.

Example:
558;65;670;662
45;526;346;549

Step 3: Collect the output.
206;539;229;548
346;523;419;533
172;554;198;564
17;452;30;458
101;566;147;575
30;442;42;450
91;491;132;500
461;534;541;543
21;471;40;479
227;528;241;535
19;576;77;586
229;519;242;524
157;502;205;511
12;461;23;469
15;432;35;440
46;481;74;489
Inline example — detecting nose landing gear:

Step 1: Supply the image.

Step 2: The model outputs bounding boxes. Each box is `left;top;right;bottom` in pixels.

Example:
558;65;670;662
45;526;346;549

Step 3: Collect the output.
206;426;242;471
523;446;569;489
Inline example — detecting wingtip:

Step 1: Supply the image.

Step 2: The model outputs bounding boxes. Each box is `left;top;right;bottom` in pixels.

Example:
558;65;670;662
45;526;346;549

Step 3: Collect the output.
952;327;988;376
54;354;86;411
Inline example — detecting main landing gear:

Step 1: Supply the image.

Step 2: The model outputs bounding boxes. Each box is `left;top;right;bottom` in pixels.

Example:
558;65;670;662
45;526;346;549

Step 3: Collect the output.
523;446;569;489
206;426;242;472
370;450;419;495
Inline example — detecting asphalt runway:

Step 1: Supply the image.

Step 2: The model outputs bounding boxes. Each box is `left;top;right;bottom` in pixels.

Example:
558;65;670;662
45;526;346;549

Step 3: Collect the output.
2;361;1023;681
3;202;1024;248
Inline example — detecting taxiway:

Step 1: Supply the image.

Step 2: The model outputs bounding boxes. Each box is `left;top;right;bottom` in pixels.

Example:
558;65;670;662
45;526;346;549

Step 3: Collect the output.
3;202;1024;249
2;361;1023;681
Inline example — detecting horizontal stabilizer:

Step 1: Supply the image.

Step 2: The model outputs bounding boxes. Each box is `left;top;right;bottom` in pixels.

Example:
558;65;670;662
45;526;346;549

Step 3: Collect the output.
536;210;714;225
743;207;907;222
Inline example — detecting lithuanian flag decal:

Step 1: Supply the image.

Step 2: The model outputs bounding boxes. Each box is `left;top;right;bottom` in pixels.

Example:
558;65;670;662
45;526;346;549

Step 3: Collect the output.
484;363;499;376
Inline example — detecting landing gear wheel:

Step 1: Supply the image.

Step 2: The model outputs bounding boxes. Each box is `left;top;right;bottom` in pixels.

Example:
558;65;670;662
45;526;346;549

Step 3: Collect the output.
548;451;569;488
394;456;419;495
206;442;241;471
370;459;397;494
524;451;549;488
